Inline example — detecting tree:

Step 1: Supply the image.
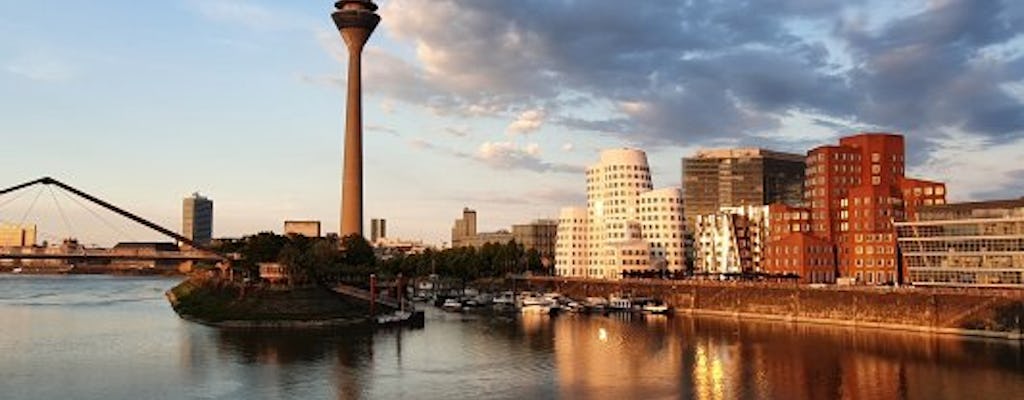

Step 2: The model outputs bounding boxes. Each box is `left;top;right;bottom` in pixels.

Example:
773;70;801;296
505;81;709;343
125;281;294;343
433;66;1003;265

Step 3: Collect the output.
340;234;376;267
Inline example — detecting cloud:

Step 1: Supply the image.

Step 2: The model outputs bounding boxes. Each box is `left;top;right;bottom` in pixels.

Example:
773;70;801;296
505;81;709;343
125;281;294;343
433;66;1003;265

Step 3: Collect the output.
507;109;546;135
366;124;400;137
368;0;1022;168
561;143;574;152
443;126;470;137
475;141;581;173
6;52;74;82
913;132;1024;201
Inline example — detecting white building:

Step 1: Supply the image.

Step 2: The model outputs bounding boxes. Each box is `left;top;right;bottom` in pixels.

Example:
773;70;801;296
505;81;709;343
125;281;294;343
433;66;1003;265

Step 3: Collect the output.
555;148;685;279
693;205;770;274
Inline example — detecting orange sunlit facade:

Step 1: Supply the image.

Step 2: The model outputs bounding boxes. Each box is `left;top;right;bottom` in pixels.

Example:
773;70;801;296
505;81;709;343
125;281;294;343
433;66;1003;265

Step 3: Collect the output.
764;133;946;284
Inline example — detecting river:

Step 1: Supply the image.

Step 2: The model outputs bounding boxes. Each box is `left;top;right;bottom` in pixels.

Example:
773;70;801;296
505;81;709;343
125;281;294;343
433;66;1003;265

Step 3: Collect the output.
0;275;1022;399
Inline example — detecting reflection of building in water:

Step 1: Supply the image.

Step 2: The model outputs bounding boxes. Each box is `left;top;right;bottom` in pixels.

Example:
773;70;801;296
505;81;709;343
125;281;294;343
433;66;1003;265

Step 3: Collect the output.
553;315;683;399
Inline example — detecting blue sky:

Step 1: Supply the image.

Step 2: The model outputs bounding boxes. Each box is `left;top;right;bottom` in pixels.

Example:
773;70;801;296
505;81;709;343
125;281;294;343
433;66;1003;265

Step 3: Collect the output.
1;0;1022;246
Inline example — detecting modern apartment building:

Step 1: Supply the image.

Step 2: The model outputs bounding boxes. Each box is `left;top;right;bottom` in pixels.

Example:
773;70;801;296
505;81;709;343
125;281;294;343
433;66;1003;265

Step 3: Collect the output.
765;133;946;285
693;205;770;274
555;148;685;279
762;203;837;283
182;193;213;247
896;198;1024;288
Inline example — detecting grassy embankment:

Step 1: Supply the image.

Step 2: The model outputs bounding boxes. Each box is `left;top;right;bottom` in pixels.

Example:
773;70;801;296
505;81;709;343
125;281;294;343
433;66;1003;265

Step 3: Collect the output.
168;277;370;323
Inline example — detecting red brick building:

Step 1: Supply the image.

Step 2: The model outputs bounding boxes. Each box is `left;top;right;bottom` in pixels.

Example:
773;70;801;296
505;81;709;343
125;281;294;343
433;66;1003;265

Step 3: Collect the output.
764;133;946;285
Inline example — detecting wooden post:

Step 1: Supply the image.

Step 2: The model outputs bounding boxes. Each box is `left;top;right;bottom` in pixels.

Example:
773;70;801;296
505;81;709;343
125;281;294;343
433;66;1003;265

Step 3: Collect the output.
370;274;377;316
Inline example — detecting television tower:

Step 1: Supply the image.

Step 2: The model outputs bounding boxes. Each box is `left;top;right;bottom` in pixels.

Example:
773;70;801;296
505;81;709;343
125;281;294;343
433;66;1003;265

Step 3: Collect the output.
332;0;380;238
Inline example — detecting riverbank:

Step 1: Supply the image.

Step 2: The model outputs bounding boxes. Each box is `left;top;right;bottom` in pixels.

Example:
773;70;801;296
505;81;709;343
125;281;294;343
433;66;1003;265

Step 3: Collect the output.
528;277;1024;340
166;277;372;329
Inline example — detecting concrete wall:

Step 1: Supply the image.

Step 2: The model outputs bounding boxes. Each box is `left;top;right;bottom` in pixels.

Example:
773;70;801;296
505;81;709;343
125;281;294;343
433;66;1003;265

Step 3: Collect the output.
527;277;1024;337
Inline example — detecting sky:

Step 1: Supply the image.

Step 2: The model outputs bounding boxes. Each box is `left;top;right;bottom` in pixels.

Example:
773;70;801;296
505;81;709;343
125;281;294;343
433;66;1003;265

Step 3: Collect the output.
0;0;1022;247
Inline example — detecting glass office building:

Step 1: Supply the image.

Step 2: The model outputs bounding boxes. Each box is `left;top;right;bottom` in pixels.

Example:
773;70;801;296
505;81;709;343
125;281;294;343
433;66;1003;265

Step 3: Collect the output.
896;198;1024;288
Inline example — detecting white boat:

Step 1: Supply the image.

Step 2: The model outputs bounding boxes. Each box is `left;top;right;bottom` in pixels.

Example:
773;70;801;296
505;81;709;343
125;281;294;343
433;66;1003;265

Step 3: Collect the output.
518;295;554;314
493;291;515;306
608;295;632;311
641;300;671;314
441;298;463;312
12;267;23;274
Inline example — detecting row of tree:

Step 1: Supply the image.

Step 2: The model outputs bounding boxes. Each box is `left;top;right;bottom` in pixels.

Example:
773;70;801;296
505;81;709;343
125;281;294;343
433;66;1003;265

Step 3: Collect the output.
211;232;548;285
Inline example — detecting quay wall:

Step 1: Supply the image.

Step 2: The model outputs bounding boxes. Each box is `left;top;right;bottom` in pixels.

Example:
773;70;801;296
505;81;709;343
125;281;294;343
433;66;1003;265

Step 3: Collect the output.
525;277;1024;339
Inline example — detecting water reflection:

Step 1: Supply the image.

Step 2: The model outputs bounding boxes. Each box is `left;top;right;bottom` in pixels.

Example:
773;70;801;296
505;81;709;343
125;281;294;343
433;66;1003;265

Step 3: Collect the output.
2;276;1022;400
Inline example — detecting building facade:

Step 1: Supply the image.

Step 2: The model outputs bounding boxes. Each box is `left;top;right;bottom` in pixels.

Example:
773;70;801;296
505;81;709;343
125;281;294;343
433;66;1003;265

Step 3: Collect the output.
370;218;387;243
896;198;1024;288
451;208;478;247
0;223;37;247
555;148;685;279
284;221;321;238
512;219;558;262
765;133;946;285
182;193;213;247
693;205;770;275
683;148;805;231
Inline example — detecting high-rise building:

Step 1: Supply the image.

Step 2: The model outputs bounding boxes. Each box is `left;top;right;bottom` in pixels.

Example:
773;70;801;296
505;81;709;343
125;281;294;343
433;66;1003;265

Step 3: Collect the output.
765;133;946;285
182;193;213;247
512;219;558;262
896;198;1024;288
0;223;36;247
371;218;387;243
682;148;805;231
555;148;685;279
451;208;478;247
693;205;770;274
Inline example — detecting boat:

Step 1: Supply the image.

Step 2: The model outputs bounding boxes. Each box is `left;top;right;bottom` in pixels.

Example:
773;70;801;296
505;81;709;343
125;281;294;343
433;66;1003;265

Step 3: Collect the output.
608;295;632;311
583;297;608;313
640;299;671;314
441;298;463;312
493;291;515;306
12;267;23;274
518;295;554;314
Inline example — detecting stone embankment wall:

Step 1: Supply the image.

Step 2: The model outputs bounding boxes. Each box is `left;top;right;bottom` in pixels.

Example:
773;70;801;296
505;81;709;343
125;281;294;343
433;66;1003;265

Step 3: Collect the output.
527;277;1024;339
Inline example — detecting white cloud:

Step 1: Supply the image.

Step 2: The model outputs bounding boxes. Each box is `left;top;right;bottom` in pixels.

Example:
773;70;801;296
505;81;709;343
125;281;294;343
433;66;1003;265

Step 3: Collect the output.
6;52;75;82
561;143;575;152
507;109;546;135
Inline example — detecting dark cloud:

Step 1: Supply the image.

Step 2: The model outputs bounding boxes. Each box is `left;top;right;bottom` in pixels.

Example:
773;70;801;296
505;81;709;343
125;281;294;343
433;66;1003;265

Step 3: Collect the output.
373;0;1022;162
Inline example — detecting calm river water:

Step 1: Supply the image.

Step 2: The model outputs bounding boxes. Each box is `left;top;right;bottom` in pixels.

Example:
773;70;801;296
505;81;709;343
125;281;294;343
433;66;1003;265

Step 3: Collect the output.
1;275;1022;400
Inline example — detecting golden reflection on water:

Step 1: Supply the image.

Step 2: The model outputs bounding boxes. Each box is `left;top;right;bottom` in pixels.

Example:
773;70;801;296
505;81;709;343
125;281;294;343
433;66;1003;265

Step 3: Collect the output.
546;313;1024;400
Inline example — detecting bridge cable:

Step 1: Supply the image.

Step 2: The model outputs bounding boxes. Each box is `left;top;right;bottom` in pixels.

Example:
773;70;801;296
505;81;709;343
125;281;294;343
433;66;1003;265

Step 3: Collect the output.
17;185;45;226
55;186;138;244
0;184;35;213
47;185;75;241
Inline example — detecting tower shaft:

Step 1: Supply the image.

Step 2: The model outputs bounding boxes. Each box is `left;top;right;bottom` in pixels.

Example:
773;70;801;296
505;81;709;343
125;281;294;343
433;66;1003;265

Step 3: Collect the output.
333;0;379;238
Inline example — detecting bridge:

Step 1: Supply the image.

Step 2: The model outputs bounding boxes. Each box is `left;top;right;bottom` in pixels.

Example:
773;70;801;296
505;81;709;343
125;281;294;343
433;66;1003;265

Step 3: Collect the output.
0;177;225;271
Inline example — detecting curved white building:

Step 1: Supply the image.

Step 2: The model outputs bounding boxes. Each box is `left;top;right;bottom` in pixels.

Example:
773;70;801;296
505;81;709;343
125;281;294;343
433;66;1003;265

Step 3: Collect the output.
557;148;686;279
